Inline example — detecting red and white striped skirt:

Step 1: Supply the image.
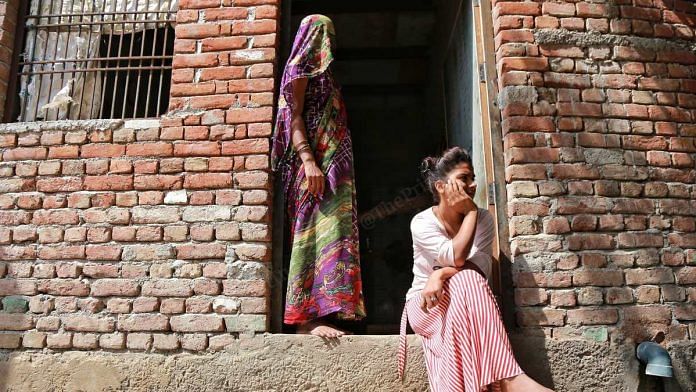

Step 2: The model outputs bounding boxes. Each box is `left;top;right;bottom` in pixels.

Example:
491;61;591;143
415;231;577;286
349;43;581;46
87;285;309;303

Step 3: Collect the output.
398;269;524;391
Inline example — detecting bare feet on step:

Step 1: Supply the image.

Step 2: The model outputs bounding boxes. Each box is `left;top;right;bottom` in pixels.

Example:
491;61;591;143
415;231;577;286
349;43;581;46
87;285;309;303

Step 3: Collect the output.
297;320;347;338
500;373;554;392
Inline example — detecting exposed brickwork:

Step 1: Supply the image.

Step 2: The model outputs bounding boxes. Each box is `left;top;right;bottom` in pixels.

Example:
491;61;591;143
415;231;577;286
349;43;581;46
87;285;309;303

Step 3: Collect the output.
0;0;278;351
495;0;696;343
0;0;693;359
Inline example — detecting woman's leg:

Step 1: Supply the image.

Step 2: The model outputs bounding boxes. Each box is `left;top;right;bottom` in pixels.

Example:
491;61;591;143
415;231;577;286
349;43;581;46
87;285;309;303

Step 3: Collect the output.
446;269;553;392
442;269;525;390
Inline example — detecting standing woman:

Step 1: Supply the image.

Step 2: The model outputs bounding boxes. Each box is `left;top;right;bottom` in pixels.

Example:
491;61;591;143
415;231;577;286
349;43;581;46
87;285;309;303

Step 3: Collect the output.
398;147;552;391
271;15;366;337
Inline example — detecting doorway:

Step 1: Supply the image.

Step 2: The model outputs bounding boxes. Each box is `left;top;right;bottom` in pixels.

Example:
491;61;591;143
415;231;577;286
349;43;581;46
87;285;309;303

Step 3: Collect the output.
272;0;485;334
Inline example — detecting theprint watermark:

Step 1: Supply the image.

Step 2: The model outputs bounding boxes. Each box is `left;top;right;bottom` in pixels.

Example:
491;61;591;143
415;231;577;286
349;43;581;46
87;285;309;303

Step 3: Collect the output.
359;180;430;230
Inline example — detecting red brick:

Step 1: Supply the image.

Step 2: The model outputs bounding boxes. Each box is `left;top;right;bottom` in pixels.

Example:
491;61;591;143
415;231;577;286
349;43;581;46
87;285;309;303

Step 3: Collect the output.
567;308;619;325
576;2;610;18
514;272;572;288
557;102;602;117
516;308;565;326
176;243;227;259
676;267;696;284
38;279;90;296
620;6;661;21
189;94;235;110
203;7;247;21
514;288;548;306
80;144;125;158
159;298;184;314
573;269;624;286
542;2;575;16
0;314;34;331
84;175;133;191
228;78;274;93
170;314;224;332
499;58;548;75
183;173;232;189
617;232;664;248
60;315;114;333
85;245;121;260
505;164;547;181
231;20;276;35
141;279;193;297
175;23;220;39
170;82;216;97
551;164;600;180
3;147;47;161
116;314;169;332
567;234;615;250
174;142;221;156
225;107;273;124
544;73;592;89
613;46;655;62
134;175;183;190
231;171;269;190
496;2;541;16
502;116;554;133
126;143;173;157
622;135;669;151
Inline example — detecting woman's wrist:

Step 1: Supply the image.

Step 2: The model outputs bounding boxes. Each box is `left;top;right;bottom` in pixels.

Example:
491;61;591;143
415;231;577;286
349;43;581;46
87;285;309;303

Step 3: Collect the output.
432;268;446;281
300;151;316;164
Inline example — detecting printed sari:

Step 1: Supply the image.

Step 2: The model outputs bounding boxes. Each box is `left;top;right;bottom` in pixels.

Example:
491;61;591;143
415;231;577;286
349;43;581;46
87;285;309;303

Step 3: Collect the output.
270;15;366;325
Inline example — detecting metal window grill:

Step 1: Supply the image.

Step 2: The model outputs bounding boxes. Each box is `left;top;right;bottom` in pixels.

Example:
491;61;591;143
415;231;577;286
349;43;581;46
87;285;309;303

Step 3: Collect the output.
7;0;178;122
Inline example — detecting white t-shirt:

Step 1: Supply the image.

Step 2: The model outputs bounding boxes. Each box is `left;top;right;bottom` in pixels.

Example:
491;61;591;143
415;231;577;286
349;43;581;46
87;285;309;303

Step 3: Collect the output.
405;206;495;301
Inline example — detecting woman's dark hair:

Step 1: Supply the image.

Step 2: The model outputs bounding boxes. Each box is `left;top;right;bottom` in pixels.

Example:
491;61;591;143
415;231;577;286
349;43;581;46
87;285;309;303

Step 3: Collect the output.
420;146;473;203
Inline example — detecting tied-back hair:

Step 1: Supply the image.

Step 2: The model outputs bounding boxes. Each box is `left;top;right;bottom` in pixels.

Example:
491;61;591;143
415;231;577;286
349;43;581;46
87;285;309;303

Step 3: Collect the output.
420;146;473;204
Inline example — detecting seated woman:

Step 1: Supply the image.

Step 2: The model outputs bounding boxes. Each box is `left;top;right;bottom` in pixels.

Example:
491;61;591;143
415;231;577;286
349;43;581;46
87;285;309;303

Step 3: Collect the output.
398;147;552;392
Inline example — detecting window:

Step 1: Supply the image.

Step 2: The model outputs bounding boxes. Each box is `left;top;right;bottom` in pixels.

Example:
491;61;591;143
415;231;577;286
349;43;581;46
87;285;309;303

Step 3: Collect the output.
7;0;177;122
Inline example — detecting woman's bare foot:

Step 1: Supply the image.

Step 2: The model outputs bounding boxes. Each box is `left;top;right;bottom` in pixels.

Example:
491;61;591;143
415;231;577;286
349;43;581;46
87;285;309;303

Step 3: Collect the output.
296;320;347;338
500;373;553;392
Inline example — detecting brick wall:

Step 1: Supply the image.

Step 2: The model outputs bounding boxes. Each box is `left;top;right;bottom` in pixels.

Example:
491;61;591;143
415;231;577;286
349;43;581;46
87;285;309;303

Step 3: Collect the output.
494;0;696;343
0;0;19;120
0;0;279;351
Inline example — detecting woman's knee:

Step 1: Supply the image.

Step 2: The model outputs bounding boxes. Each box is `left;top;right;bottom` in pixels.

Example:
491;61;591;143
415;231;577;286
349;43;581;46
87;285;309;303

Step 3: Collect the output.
447;269;487;293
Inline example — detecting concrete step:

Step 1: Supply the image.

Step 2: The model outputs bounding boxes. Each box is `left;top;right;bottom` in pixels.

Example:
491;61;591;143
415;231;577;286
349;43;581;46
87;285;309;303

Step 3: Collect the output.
0;334;694;391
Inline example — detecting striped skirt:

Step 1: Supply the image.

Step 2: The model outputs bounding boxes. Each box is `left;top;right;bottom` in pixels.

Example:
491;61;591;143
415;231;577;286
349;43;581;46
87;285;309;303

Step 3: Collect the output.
398;269;524;391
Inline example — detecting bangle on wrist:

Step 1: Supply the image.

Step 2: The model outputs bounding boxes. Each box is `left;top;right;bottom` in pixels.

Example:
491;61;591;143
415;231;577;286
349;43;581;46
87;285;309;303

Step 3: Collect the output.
297;146;312;155
294;140;310;150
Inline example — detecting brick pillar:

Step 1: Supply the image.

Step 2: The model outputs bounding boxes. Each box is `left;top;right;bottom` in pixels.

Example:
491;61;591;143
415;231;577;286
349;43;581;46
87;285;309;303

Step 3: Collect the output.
167;0;279;333
0;0;20;120
492;0;696;343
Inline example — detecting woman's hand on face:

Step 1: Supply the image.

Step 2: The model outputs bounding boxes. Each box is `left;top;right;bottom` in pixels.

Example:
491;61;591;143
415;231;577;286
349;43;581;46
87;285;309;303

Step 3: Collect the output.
421;270;445;313
303;160;325;199
445;178;477;215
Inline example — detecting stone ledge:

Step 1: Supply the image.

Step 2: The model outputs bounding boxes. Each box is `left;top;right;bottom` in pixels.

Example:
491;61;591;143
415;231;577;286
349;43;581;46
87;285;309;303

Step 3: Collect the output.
0;120;126;134
0;334;693;391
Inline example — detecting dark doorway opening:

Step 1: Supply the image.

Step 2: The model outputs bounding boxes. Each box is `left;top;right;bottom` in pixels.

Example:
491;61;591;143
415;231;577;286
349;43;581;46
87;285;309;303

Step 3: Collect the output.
273;0;481;334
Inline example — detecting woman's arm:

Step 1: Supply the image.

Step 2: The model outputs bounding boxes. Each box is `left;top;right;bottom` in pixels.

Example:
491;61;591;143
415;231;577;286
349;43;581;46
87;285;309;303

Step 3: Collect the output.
421;266;463;311
289;78;325;198
445;179;479;268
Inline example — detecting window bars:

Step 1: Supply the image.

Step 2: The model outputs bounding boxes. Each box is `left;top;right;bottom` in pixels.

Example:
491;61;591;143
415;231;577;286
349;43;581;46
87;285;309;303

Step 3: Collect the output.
10;0;177;122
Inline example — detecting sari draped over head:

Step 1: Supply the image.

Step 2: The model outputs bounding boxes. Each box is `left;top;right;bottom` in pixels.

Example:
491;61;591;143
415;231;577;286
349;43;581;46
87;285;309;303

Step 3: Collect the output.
271;14;366;325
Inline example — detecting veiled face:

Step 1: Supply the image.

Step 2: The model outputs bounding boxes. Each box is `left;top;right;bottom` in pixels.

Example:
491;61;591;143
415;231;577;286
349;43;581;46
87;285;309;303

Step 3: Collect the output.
300;14;336;52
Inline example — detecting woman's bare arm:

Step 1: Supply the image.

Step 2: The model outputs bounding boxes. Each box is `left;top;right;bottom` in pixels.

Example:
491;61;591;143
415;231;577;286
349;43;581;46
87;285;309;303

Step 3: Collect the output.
451;210;478;267
446;179;479;268
289;77;325;197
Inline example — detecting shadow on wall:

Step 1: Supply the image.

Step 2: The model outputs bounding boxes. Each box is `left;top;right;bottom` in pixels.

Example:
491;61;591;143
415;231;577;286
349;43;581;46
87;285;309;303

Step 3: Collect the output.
498;255;555;389
0;276;21;392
